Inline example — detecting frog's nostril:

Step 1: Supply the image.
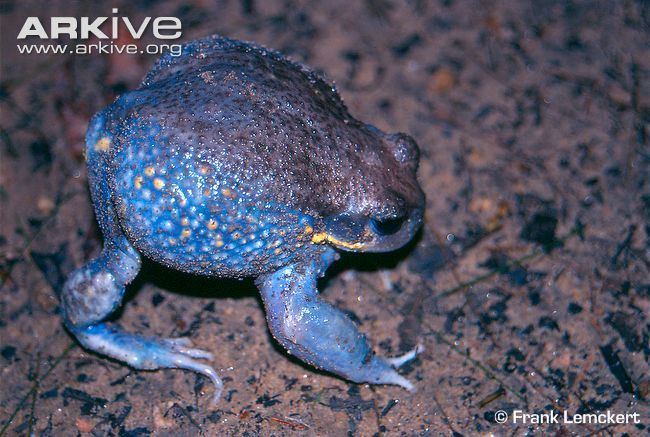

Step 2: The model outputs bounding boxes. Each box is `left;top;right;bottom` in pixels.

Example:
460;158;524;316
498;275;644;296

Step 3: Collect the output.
370;216;405;236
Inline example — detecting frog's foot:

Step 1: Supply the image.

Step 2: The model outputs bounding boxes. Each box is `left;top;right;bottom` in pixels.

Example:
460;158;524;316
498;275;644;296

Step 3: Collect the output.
61;235;223;403
71;323;223;404
257;252;419;394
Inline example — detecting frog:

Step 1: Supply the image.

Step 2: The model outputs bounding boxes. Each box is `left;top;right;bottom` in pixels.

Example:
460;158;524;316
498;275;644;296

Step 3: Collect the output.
61;35;425;403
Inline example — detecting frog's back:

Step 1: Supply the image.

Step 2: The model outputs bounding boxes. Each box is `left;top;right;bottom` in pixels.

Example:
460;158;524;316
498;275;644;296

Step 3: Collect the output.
129;35;378;209
110;35;373;207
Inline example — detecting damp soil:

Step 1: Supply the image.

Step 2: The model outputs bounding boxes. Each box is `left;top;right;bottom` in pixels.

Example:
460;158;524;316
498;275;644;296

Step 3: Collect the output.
1;0;649;435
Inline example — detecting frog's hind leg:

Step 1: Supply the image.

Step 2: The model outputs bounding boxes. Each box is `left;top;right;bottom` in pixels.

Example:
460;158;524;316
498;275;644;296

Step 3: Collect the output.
256;249;421;391
61;112;223;403
61;234;223;403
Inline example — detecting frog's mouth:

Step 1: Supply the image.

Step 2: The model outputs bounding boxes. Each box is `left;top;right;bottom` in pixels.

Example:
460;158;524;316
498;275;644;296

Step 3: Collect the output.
312;209;423;253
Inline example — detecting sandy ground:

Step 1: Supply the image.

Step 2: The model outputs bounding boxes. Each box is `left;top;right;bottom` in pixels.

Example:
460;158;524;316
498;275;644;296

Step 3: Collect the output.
1;0;649;435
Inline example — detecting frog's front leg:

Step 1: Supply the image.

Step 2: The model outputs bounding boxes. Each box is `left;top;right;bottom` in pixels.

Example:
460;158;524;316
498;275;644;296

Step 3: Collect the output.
61;236;223;403
257;249;420;390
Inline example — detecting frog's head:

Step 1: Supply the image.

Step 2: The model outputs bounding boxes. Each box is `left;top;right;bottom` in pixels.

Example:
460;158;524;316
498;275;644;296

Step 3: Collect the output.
313;127;425;253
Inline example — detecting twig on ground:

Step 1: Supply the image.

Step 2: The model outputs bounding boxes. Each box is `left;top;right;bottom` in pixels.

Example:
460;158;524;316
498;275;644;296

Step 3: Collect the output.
0;342;76;437
28;352;41;436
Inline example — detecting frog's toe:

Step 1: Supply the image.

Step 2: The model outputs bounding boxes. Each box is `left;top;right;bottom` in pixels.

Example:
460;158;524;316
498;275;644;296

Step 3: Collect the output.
162;338;215;360
386;343;424;368
376;368;416;392
165;351;222;404
163;337;193;347
161;348;223;404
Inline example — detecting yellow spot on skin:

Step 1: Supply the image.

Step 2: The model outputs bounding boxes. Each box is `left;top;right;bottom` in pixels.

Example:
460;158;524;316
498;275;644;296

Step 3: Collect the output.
168;237;176;246
221;188;236;199
311;232;327;244
199;165;210;175
203;188;211;197
216;240;224;248
144;166;155;176
279;230;286;237
94;137;111;152
181;228;191;238
274;248;282;255
181;217;190;226
304;225;313;234
153;178;165;190
207;219;218;230
179;198;187;207
311;232;365;250
134;176;143;189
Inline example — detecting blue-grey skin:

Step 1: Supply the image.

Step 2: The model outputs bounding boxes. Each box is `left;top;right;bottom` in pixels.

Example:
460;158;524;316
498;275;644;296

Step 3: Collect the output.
62;35;425;403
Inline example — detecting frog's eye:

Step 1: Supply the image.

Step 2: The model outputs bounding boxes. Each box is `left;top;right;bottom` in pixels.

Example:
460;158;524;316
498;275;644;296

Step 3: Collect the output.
370;216;406;236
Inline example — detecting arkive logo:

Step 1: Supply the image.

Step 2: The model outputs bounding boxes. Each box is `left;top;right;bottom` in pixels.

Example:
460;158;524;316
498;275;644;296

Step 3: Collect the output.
17;8;182;40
